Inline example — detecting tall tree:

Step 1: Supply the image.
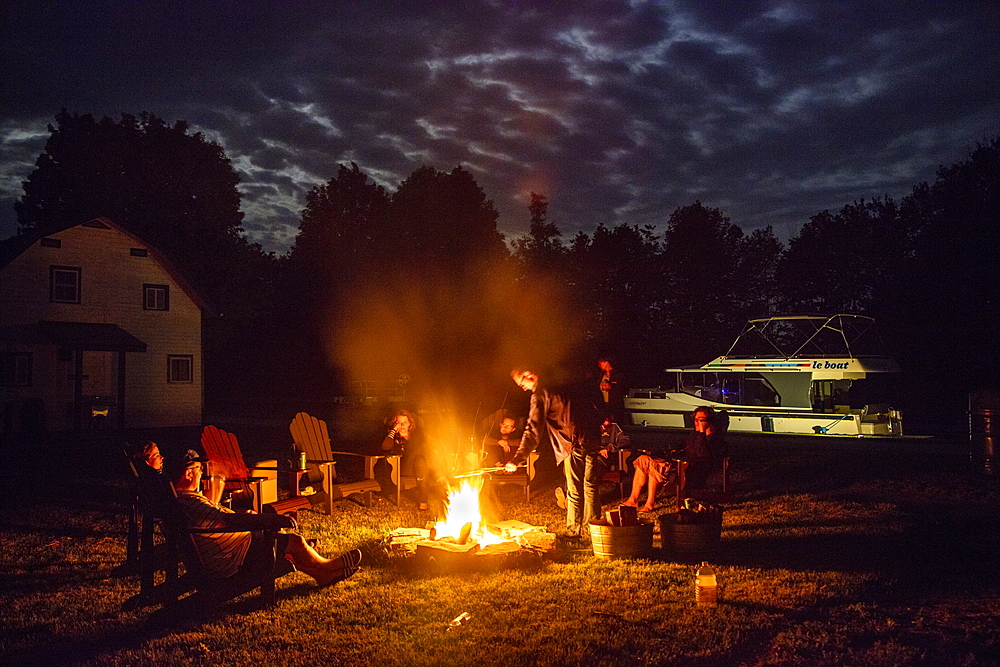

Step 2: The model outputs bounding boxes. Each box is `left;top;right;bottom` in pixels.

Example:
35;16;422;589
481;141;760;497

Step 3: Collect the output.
776;197;910;315
386;165;506;277
659;201;744;364
734;226;784;320
287;163;391;303
568;223;663;379
512;192;566;275
16;110;262;313
273;164;392;405
291;164;518;412
892;137;1000;420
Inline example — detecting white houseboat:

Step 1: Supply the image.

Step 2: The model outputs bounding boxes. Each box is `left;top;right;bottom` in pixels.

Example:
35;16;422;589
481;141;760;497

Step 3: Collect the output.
625;314;904;436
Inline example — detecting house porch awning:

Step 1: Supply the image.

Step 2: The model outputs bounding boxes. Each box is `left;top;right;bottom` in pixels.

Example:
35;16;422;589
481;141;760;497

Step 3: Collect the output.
37;321;147;353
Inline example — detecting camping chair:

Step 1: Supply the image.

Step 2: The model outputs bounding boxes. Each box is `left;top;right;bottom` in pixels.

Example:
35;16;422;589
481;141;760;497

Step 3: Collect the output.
599;446;633;499
122;451;179;606
674;410;732;509
673;456;730;510
483;451;541;501
289;412;415;513
200;425;310;516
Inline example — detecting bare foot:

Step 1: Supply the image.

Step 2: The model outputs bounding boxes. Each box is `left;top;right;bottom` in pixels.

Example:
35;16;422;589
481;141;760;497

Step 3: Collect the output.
620;499;638;508
638;505;656;513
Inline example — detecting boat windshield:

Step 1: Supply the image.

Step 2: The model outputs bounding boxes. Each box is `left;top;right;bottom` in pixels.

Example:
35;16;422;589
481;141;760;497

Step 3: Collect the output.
677;372;780;407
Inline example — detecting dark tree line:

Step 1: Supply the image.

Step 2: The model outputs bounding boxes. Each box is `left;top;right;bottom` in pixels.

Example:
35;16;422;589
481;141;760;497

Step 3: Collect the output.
16;111;998;427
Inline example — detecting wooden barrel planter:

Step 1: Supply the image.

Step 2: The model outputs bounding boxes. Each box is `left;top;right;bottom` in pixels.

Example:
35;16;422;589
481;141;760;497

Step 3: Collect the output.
658;511;723;557
589;519;654;559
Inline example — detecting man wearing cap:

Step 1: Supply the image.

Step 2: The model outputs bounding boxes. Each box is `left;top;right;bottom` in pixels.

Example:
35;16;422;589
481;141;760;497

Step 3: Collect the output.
168;449;361;587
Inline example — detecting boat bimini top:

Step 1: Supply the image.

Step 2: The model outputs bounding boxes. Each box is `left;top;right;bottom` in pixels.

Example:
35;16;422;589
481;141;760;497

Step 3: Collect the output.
664;314;900;380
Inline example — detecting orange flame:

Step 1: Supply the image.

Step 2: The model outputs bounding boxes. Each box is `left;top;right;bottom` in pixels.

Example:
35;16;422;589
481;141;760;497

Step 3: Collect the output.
433;478;505;547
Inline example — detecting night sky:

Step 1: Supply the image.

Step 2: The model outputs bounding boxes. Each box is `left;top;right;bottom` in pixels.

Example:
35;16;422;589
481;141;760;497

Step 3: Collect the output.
1;0;997;254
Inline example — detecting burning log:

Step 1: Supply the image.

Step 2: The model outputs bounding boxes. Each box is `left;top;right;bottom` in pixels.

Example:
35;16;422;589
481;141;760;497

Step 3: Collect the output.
384;475;558;568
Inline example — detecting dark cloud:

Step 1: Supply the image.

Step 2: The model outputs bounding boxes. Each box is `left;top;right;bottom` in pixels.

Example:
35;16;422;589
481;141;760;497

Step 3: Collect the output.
1;0;997;250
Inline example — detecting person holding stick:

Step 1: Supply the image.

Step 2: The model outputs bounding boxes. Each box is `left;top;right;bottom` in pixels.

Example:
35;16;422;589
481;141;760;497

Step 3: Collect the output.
506;366;603;539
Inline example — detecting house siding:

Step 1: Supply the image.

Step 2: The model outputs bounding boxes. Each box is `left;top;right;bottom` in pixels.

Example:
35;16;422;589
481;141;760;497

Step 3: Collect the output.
0;222;203;430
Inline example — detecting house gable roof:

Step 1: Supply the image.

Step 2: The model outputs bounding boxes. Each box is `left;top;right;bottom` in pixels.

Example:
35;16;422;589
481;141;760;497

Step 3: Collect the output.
0;217;213;315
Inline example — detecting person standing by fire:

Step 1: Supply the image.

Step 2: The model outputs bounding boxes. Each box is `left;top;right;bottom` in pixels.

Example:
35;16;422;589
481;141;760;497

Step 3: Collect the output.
598;355;626;425
373;409;430;511
506;366;603;539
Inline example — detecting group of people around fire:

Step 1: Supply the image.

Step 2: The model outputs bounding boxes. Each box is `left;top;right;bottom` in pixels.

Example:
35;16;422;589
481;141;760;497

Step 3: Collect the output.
133;354;726;594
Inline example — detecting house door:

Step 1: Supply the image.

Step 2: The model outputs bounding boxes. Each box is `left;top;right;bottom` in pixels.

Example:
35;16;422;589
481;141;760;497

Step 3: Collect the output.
81;351;118;428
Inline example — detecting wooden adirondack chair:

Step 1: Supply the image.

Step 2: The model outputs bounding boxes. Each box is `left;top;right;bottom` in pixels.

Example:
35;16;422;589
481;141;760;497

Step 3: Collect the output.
122;451;179;608
131;478;293;622
289;411;415;513
200;426;309;516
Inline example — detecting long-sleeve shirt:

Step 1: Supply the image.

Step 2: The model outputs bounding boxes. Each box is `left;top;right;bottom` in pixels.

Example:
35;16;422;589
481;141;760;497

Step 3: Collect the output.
602;422;631;453
514;382;602;465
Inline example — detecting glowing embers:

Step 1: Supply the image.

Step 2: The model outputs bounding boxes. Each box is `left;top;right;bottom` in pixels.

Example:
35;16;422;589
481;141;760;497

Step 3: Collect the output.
386;477;556;567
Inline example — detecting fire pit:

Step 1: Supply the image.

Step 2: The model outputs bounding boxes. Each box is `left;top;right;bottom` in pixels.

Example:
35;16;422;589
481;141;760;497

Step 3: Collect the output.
386;477;557;568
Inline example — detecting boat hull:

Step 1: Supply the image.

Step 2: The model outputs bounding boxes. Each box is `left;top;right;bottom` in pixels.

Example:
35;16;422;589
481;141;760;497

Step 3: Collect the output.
625;394;902;436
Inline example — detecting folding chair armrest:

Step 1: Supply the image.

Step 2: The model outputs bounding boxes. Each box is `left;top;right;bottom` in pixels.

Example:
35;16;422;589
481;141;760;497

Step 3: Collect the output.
616;447;631;471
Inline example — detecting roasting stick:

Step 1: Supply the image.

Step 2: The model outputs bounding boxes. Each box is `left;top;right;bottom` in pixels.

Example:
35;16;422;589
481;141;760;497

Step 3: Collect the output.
452;465;525;479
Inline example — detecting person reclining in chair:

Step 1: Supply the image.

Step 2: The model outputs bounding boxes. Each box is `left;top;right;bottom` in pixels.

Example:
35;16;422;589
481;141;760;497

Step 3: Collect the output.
167;450;361;587
621;406;726;513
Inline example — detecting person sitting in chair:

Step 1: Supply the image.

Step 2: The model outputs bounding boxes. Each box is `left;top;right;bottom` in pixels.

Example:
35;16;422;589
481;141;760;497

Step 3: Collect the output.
167;450;361;587
621;406;725;513
140;441;164;472
483;415;523;468
373;409;431;510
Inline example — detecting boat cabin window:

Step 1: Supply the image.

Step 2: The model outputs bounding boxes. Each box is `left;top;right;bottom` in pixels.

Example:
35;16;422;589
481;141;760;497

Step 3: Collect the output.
677;372;780;407
811;379;852;413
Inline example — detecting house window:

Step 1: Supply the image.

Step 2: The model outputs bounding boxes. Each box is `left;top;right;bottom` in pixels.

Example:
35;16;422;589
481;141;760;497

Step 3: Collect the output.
1;352;32;387
50;266;81;303
167;355;193;383
144;284;170;310
130;248;148;257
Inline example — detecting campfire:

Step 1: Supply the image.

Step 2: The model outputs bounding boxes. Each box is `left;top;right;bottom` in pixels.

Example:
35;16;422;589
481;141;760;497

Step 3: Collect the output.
429;478;506;546
387;474;556;565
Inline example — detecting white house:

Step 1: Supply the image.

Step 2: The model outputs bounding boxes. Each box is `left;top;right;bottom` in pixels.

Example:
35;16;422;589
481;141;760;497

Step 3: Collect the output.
0;217;208;433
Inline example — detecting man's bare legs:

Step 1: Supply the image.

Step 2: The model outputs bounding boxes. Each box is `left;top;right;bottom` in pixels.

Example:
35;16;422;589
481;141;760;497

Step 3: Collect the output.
284;534;362;587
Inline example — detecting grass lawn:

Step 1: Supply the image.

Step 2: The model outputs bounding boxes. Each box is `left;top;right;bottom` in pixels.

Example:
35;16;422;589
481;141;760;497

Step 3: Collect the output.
1;430;998;666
